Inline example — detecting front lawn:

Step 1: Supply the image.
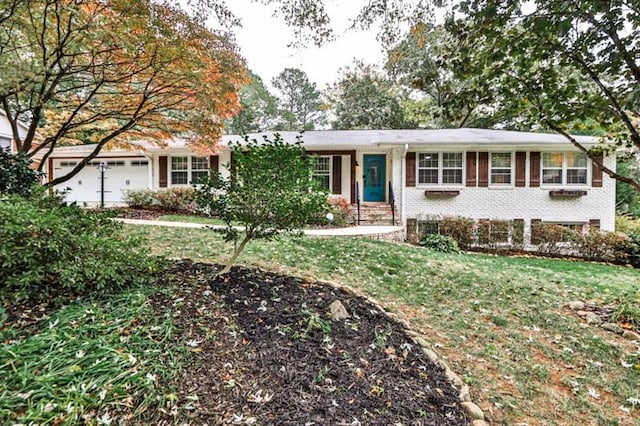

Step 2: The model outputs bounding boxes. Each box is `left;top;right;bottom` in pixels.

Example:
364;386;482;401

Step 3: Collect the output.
130;225;640;426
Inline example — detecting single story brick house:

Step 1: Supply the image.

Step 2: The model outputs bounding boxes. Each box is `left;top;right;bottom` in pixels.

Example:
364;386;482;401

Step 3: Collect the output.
46;128;615;242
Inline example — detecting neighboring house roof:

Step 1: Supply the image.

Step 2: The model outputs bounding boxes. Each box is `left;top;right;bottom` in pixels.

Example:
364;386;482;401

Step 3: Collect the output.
47;128;602;155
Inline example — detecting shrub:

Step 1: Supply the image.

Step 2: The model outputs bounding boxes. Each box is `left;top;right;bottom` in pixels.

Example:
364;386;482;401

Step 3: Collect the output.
439;217;475;249
154;187;195;212
627;232;640;268
0;195;161;299
310;197;353;226
122;187;195;212
419;234;460;253
122;189;154;208
0;148;41;197
476;219;511;250
616;215;640;235
531;223;577;255
572;228;631;263
194;134;328;275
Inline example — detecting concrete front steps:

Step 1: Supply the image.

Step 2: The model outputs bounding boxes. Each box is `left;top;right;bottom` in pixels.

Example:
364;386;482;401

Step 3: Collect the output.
352;202;399;226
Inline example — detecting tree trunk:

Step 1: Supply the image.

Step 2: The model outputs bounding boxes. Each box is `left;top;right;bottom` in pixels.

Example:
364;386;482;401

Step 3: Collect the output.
218;232;252;276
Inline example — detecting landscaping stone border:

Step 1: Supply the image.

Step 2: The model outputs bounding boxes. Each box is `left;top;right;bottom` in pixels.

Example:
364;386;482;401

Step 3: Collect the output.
322;279;489;426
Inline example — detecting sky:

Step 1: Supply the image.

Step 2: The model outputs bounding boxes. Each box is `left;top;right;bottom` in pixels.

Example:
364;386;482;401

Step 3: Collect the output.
222;1;386;91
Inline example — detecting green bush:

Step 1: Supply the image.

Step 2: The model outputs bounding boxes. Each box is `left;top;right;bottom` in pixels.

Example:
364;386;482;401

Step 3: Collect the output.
419;234;460;253
531;223;577;255
0;148;41;197
122;187;195;212
0;195;161;299
155;187;195;211
627;232;640;268
122;188;154;208
439;217;475;249
616;215;640;234
572;228;631;263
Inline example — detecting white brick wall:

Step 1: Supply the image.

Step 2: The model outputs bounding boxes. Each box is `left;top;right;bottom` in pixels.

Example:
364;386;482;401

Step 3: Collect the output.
401;153;616;236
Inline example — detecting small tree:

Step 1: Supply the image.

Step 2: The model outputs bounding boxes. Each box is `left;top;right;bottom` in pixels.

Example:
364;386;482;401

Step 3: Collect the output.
0;148;41;197
195;134;329;276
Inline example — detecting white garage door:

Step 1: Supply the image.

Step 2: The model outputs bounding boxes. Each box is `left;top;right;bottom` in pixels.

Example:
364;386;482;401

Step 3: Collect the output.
53;158;149;205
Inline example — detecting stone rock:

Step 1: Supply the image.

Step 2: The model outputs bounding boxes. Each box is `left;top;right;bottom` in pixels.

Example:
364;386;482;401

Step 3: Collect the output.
461;401;485;420
568;300;585;311
459;384;471;402
601;322;623;334
328;300;350;320
444;368;464;388
422;348;439;363
472;421;490;426
622;330;640;341
585;312;602;325
585;299;598;308
576;310;589;317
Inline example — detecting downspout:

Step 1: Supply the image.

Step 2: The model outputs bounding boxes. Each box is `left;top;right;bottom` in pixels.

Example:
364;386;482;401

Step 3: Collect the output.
401;143;408;231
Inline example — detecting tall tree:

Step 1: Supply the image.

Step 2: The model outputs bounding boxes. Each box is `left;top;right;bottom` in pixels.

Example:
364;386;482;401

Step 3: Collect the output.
0;0;247;185
386;22;503;128
272;68;324;131
328;63;410;130
448;0;640;192
225;72;278;134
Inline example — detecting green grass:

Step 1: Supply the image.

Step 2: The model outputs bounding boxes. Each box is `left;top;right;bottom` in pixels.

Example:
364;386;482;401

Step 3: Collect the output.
129;225;640;425
156;214;226;225
0;286;185;424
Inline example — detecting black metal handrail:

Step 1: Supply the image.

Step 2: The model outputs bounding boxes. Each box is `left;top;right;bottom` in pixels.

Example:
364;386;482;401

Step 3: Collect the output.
355;181;361;225
388;181;396;226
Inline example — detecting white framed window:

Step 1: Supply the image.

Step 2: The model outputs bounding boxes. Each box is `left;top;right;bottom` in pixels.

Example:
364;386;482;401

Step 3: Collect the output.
490;152;513;185
170;156;210;185
542;152;587;185
312;156;331;190
171;156;188;185
131;159;149;167
191;156;210;184
418;152;463;185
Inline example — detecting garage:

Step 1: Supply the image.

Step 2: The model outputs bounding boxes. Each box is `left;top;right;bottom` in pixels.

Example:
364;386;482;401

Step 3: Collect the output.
52;157;150;205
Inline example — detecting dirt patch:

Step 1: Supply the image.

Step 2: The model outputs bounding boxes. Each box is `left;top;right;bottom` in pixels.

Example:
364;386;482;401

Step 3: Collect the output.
147;261;470;425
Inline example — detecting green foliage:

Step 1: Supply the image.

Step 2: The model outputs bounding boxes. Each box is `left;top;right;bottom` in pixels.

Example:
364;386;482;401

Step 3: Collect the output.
122;188;155;209
0;148;41;197
419;233;460;253
531;223;576;256
194;133;329;273
272;68;325;130
328;62;410;130
616;158;640;216
122;187;195;212
153;187;195;212
627;233;640;268
616;215;640;235
0;195;160;299
226;71;279;134
309;197;353;227
572;228;631;263
450;1;640;191
611;300;640;329
0;289;178;424
386;23;503;128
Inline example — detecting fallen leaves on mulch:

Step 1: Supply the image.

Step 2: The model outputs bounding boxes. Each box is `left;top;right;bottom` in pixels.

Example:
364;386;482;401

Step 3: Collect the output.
147;261;470;425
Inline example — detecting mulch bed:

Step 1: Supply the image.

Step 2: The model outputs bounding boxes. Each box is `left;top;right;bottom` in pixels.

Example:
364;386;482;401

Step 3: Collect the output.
147;261;470;425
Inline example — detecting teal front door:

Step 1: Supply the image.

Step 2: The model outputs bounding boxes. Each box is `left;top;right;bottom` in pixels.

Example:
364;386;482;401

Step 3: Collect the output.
363;155;385;202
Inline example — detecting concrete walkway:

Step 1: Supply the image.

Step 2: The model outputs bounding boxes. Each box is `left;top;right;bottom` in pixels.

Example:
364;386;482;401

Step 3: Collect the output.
117;218;404;237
